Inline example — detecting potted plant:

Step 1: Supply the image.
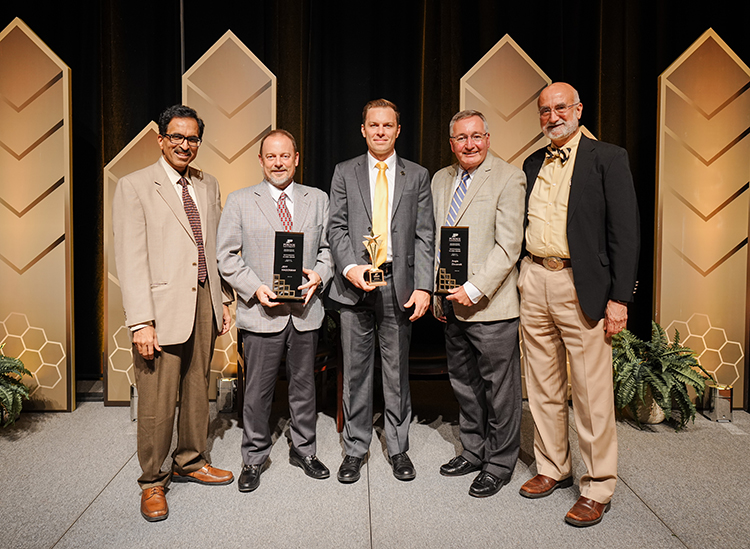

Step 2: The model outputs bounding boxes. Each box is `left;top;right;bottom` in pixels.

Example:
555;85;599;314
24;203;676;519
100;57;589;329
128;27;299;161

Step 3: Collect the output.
612;321;712;431
0;346;32;427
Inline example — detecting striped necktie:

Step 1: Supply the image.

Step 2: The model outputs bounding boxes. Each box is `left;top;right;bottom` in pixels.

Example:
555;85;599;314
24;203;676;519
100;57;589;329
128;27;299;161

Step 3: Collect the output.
278;191;293;231
446;170;470;226
178;177;207;283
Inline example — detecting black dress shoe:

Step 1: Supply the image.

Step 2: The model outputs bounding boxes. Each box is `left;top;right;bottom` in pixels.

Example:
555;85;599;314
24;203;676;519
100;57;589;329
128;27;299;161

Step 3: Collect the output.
390;452;416;481
238;464;263;492
337;455;363;484
440;455;480;477
289;448;330;480
469;471;506;498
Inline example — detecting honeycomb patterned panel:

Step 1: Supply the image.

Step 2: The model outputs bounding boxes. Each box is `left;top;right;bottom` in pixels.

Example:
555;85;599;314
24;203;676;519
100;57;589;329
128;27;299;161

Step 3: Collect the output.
667;314;743;387
0;312;65;396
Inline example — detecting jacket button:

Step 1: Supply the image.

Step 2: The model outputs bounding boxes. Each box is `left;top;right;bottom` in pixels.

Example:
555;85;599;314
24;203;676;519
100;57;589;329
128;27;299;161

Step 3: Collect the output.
192;287;197;292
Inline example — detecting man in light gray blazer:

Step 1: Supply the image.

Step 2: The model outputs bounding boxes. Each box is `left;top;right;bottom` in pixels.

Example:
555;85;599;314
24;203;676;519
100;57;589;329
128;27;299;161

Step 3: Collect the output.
113;105;234;523
432;110;526;498
217;129;334;493
328;99;435;483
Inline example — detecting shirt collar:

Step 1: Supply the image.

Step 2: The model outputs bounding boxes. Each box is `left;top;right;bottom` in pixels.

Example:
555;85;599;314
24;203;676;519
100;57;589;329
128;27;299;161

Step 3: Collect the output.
367;151;396;172
266;180;295;202
159;156;188;186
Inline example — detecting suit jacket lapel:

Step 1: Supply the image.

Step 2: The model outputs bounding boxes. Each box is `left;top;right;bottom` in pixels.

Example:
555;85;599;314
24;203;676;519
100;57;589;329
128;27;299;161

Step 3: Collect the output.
440;165;458;226
455;156;492;224
355;156;372;222
154;164;194;241
567;134;594;221
254;183;286;232
391;156;406;218
294;186;311;230
192;171;209;233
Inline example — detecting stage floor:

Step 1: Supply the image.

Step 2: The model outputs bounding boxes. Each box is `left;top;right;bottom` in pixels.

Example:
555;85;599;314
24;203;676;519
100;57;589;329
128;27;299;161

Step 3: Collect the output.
1;379;747;549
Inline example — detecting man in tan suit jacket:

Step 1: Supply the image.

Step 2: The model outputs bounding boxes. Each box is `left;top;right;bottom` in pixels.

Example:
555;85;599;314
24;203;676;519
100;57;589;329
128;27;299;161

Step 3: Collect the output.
112;105;234;522
432;110;526;498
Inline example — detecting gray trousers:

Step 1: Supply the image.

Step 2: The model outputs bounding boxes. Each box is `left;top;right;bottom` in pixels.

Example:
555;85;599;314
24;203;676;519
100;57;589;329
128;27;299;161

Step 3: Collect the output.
340;274;412;458
445;308;522;480
240;319;318;465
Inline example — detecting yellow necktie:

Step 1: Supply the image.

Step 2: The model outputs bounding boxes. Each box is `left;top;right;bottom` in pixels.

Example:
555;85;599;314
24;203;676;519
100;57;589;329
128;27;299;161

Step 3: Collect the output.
373;161;388;267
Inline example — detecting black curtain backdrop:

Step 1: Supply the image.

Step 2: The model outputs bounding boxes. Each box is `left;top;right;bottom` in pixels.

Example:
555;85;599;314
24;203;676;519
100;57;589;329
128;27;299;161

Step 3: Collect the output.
3;0;750;384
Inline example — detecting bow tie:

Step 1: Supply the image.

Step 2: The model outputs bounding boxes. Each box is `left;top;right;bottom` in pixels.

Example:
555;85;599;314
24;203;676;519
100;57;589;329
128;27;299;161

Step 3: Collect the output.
545;145;570;165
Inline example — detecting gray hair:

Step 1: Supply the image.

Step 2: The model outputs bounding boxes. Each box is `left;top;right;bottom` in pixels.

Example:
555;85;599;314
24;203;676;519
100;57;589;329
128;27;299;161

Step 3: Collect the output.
449;110;489;137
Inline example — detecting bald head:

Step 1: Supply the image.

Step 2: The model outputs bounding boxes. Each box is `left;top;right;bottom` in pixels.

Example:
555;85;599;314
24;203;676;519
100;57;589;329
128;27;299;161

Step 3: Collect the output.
538;82;582;147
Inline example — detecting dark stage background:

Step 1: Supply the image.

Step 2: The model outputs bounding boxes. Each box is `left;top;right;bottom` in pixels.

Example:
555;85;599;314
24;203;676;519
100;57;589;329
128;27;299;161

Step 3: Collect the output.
3;1;749;383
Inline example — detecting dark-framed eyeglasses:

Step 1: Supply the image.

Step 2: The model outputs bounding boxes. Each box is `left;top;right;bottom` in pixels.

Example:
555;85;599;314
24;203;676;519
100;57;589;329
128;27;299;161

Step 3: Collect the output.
538;102;579;118
450;133;487;145
162;133;202;147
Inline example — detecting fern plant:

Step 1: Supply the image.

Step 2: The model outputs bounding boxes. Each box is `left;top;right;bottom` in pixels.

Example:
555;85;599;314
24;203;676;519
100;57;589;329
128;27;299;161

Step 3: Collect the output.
612;321;712;431
0;348;32;427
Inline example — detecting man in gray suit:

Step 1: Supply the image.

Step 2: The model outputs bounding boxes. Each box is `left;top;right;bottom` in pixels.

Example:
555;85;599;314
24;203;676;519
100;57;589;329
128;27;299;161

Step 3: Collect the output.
113;105;234;522
217;129;334;492
432;110;526;498
329;99;435;483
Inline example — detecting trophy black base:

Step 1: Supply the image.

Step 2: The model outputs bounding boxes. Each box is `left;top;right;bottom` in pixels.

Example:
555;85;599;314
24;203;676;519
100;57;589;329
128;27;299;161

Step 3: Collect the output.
435;287;457;295
365;268;387;286
270;296;306;303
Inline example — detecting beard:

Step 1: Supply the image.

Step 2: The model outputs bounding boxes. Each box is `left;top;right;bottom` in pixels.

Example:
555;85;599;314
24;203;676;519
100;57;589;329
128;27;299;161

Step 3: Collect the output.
543;119;578;142
266;171;293;188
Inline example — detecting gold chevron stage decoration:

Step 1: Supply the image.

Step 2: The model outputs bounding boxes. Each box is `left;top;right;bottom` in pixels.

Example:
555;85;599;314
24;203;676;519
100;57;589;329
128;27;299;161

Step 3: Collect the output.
460;35;550;169
183;30;276;395
0;18;73;411
656;29;749;407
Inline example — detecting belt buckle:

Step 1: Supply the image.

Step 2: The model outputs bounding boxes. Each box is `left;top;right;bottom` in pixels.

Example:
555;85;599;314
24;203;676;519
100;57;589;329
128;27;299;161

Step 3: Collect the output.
542;256;564;271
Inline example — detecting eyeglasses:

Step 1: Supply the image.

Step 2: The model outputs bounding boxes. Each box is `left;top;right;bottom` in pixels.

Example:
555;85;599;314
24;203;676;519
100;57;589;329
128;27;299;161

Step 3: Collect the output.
450;133;487;145
162;133;202;147
538;102;579;118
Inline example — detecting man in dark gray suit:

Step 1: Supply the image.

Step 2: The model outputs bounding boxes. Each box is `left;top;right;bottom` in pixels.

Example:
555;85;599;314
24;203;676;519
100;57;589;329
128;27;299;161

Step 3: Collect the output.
217;129;334;492
328;99;435;483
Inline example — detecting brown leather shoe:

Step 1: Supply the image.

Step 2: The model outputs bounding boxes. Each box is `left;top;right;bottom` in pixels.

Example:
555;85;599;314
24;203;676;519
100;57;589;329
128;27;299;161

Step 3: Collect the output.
519;474;573;499
140;486;168;522
565;496;611;527
172;464;234;485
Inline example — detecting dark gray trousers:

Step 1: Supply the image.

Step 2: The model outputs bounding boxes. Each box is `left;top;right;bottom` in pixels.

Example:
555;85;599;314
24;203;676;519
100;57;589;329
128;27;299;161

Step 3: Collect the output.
445;310;522;480
340;275;412;458
240;319;318;465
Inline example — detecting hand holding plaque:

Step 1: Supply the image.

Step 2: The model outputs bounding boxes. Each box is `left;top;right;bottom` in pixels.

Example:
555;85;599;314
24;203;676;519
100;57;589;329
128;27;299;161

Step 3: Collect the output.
436;226;468;294
271;232;305;302
363;232;387;286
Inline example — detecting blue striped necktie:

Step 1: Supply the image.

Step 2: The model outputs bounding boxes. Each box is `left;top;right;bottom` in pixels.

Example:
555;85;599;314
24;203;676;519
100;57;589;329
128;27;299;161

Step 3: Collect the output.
446;170;469;226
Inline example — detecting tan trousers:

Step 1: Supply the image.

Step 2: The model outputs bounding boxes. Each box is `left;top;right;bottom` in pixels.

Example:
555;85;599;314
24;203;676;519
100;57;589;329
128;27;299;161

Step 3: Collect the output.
134;281;217;489
518;257;617;503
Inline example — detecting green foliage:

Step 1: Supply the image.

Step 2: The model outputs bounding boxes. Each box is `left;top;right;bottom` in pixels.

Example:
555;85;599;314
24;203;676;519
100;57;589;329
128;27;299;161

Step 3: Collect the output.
0;350;32;427
612;321;712;431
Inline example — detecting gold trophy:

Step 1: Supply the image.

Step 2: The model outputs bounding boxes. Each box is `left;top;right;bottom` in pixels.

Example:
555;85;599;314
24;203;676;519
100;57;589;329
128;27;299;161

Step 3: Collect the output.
363;232;387;286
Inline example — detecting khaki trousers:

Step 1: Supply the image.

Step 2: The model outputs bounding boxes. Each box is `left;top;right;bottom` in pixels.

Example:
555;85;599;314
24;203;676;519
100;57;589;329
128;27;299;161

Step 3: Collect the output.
134;281;217;489
518;256;617;503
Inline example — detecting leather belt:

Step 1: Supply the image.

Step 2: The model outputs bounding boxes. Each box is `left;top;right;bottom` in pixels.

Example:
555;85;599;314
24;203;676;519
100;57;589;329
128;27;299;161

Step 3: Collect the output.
531;254;571;271
380;262;393;276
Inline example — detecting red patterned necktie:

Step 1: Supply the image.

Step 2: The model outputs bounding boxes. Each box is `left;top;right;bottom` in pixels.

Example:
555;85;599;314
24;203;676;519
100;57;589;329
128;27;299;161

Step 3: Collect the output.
278;191;293;231
178;177;207;283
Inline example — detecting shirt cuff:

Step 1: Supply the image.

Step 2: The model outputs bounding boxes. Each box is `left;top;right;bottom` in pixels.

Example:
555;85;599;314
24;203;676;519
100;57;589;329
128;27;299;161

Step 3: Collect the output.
129;322;153;332
463;282;482;304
